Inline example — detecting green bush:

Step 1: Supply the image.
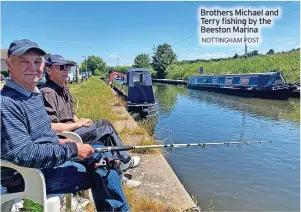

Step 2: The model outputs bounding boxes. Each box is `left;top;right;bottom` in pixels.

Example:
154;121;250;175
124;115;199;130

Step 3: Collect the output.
167;51;300;84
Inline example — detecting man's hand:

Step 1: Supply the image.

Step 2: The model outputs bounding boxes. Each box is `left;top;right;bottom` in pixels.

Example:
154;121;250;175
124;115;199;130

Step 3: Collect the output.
77;118;93;128
83;118;93;127
76;143;94;160
58;138;75;144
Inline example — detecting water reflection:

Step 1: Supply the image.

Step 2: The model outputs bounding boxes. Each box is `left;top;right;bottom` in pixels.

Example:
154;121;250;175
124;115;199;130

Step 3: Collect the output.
186;88;300;124
153;83;188;115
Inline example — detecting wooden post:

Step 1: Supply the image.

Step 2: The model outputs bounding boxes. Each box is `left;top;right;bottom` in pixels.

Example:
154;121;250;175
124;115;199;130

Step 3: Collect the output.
76;66;80;84
65;194;72;212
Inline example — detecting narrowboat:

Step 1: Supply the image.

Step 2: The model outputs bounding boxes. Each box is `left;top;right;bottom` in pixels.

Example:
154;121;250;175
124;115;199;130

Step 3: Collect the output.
112;68;158;118
187;72;297;100
108;72;124;85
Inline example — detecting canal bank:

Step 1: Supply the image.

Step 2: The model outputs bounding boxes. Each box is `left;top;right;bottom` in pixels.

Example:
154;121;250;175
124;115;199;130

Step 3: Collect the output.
69;77;198;211
109;91;199;211
151;83;300;211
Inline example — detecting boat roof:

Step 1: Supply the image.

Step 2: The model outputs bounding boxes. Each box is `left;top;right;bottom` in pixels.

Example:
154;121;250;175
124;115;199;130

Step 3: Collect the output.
127;68;150;73
190;72;280;77
110;72;123;75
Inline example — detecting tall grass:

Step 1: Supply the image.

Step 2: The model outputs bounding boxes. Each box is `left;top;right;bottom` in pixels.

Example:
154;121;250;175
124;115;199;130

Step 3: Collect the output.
69;77;118;122
167;50;300;84
69;77;167;211
123;186;175;212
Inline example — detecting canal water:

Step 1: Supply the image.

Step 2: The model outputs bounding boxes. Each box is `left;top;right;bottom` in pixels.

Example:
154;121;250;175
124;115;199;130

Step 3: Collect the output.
151;83;300;211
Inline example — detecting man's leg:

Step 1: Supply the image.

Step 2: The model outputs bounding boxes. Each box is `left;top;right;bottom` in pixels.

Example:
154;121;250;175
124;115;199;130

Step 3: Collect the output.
73;120;132;164
41;154;130;211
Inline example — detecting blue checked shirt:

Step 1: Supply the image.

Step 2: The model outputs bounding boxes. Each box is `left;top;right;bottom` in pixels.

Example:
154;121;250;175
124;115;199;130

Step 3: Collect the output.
1;79;78;188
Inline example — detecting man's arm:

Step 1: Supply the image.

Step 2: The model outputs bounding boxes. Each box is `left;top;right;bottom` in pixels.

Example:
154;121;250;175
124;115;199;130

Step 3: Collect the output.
1;100;78;169
41;90;60;123
51;118;90;132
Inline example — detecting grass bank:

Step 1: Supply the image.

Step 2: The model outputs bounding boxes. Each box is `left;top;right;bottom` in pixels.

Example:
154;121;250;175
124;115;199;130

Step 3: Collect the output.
167;50;300;84
69;77;175;211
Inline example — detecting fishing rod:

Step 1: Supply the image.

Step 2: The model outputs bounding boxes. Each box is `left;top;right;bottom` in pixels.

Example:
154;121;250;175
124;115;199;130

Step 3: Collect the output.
90;141;271;170
94;140;271;153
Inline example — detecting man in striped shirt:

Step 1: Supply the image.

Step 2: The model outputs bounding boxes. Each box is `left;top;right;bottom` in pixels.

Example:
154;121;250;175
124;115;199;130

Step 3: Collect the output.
1;39;130;211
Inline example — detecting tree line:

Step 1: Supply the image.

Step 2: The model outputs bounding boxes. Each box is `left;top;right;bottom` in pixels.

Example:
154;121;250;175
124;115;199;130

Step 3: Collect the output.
73;45;300;79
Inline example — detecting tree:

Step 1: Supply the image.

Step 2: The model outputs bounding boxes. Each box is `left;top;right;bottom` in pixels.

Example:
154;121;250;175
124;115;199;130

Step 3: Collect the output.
151;43;177;79
80;56;106;75
267;49;275;55
114;66;132;74
233;53;238;59
247;50;259;57
94;69;102;76
133;53;150;68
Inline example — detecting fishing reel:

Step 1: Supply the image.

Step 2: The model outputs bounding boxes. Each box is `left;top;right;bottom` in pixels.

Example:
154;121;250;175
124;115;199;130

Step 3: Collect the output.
88;152;121;170
94;157;121;170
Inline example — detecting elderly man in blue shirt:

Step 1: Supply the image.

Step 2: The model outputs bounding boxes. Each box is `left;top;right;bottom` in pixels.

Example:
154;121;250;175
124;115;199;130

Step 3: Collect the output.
1;39;130;211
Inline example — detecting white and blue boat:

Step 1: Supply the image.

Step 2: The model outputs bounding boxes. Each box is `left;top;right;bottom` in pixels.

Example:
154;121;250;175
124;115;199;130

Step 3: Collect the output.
188;71;297;100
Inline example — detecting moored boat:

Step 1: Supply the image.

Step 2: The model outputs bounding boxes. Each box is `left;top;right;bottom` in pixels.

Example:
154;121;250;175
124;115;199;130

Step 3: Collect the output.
108;72;124;85
187;72;297;100
112;68;158;118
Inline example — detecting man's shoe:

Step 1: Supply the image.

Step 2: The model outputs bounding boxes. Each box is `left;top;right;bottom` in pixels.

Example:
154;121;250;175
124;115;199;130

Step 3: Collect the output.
120;156;141;172
123;179;141;189
121;175;141;189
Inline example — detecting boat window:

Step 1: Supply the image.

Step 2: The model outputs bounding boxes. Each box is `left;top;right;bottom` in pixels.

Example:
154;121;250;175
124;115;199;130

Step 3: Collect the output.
240;77;250;84
274;75;284;85
225;77;233;84
197;78;204;83
213;77;218;83
189;78;195;84
133;73;145;84
196;78;212;83
218;77;224;84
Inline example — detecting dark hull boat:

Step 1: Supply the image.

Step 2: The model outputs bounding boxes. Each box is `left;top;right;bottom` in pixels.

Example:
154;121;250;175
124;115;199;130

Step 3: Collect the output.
112;68;158;118
188;72;297;100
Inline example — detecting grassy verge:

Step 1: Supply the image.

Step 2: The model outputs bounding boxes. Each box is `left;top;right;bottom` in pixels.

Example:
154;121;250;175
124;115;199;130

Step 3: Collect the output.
122;186;174;212
69;77;173;211
69;77;118;122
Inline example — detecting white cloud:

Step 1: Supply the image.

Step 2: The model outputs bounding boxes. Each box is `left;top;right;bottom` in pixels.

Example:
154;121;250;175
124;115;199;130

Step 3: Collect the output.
50;40;92;45
108;54;119;58
289;41;296;44
105;52;118;55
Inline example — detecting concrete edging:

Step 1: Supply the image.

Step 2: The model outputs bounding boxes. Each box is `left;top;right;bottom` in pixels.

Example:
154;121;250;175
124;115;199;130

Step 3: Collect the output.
110;90;199;211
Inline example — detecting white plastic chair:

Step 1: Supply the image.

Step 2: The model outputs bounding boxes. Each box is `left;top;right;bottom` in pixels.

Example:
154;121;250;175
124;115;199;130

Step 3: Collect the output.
1;160;62;212
57;131;83;143
1;131;92;212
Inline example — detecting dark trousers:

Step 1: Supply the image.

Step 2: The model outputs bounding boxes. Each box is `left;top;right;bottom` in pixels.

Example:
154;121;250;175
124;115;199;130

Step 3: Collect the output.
74;120;131;164
6;145;130;212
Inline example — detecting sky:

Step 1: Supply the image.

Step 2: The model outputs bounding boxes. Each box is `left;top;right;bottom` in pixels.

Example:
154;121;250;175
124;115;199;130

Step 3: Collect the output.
1;1;300;67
